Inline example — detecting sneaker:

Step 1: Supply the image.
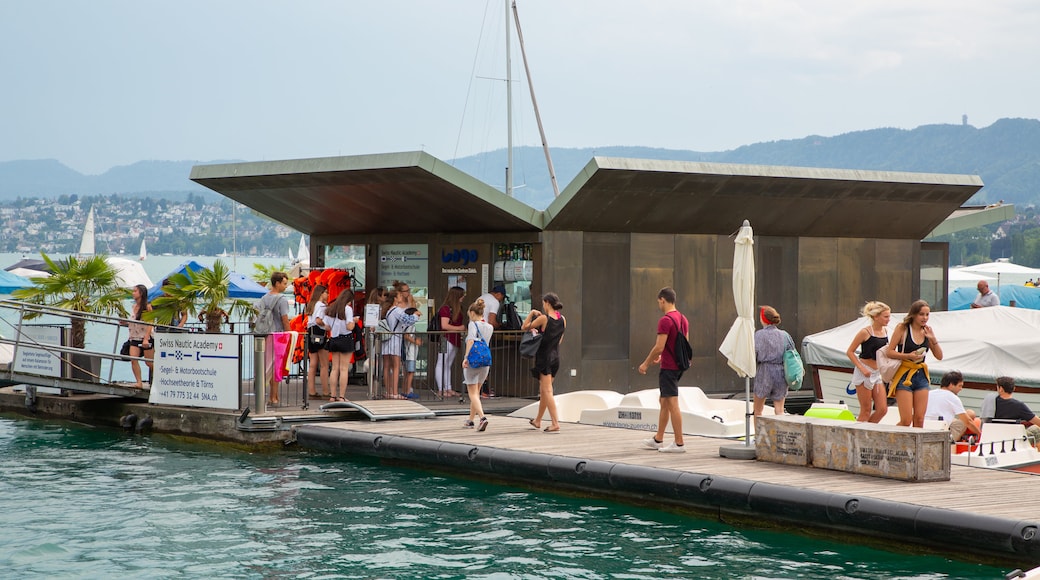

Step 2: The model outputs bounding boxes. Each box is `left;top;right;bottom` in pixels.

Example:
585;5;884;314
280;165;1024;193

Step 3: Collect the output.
659;443;686;454
404;392;420;400
642;437;663;450
477;417;489;432
463;420;475;429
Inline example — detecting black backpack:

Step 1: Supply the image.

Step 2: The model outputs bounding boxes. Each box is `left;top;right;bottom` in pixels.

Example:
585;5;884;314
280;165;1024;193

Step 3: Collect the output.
427;306;441;342
500;300;523;331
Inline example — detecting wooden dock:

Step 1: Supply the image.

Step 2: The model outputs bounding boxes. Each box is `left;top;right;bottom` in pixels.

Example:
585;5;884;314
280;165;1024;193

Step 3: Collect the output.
295;414;1040;566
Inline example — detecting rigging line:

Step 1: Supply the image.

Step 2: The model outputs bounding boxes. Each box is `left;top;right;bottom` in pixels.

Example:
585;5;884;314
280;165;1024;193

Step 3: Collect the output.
452;0;495;165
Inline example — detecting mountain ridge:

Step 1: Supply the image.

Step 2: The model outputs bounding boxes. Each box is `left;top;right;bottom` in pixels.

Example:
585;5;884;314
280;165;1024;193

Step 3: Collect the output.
4;118;1040;209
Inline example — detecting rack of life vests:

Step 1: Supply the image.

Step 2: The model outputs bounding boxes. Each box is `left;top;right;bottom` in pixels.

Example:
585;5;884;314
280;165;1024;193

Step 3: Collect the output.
289;267;368;385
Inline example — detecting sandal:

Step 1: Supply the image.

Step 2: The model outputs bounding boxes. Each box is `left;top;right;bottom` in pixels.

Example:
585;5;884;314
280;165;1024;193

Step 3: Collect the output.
528;418;541;430
544;426;561;433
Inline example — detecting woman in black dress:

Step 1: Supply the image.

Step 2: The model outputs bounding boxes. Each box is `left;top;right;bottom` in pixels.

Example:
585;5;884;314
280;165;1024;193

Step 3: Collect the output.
522;292;566;433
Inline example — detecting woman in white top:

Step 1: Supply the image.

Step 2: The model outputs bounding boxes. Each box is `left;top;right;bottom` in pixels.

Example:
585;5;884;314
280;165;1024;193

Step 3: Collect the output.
322;289;357;402
304;285;330;399
461;298;493;431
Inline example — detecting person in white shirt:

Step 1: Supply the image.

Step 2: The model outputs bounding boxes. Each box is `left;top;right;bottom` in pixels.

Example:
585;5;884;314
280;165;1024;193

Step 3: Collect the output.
924;370;981;441
477;284;506;329
322;289;358;403
970;280;1000;308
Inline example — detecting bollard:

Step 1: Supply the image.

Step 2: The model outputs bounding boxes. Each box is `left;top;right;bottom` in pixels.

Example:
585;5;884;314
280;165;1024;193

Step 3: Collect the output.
254;336;267;415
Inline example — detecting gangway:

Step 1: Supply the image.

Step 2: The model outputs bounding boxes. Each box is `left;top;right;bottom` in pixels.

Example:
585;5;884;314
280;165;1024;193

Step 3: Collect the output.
0;299;160;400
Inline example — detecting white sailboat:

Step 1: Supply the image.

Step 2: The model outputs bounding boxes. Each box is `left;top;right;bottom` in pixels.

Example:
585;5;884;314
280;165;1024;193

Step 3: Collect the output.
297;234;308;264
78;206;96;256
138;239;147;261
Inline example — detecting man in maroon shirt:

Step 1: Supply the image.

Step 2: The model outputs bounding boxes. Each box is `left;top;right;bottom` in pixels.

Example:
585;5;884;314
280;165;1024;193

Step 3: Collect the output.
638;287;690;454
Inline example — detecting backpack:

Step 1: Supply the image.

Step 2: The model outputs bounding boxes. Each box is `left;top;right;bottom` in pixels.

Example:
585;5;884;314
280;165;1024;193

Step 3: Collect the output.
668;313;692;371
466;322;492;368
428;306;442;343
251;294;278;334
500;299;523;331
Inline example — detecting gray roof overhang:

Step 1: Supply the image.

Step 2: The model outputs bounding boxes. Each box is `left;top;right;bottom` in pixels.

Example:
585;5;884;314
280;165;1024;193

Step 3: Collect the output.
190;151;543;235
542;157;985;238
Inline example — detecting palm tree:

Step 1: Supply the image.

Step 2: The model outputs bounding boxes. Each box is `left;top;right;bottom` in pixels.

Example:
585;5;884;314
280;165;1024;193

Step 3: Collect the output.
149;260;253;333
12;253;128;349
252;261;288;286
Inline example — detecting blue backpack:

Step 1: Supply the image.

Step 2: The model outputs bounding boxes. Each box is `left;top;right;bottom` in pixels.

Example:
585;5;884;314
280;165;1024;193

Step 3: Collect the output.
466;322;492;368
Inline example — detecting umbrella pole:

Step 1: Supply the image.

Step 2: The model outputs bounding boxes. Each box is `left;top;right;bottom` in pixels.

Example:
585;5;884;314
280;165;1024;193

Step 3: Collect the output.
744;376;752;446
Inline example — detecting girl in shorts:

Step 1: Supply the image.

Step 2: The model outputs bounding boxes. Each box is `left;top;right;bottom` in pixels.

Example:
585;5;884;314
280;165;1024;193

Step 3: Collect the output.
844;301;890;423
126;284;154;389
323;289;357;402
886;300;944;427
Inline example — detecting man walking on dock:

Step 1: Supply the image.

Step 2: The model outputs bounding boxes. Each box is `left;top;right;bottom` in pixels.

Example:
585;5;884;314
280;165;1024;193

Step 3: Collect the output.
638;287;689;453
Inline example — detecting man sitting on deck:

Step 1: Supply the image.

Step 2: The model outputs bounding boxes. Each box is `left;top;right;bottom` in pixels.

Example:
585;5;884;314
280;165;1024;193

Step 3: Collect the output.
924;371;981;442
992;376;1040;448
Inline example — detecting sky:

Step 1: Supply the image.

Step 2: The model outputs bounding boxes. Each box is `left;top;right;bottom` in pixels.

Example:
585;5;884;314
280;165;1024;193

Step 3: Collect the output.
3;0;1039;175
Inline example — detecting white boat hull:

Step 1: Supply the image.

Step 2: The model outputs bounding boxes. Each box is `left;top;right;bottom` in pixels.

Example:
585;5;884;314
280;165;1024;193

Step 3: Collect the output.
509;387;768;439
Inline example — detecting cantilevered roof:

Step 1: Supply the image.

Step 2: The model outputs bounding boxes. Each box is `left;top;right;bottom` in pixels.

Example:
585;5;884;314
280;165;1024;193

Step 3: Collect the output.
925;203;1015;239
190;152;542;236
543;158;985;239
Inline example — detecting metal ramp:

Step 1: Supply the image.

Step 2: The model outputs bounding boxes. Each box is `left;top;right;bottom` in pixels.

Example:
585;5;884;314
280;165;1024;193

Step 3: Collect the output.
319;399;435;421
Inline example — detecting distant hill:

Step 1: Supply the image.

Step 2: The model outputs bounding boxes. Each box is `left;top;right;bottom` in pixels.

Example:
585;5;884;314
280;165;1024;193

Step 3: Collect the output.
451;117;1040;210
4;118;1040;209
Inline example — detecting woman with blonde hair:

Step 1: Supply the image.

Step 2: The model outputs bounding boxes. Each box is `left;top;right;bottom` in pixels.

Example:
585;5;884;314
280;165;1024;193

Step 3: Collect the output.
304;284;330;399
886;300;943;427
844;301;890;423
461;298;493;431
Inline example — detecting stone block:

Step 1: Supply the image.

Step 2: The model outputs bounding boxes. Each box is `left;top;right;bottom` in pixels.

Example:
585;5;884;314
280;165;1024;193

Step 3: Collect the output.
812;421;950;482
755;415;813;466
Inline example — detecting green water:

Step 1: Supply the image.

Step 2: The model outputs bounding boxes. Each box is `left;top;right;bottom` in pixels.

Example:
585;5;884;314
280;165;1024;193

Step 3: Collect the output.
0;415;1011;579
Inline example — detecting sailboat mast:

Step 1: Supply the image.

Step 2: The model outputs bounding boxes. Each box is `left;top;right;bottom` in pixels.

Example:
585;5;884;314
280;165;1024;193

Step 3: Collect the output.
512;0;560;198
505;0;513;197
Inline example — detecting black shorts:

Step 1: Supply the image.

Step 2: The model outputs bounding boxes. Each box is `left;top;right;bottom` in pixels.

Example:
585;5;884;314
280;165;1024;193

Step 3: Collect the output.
129;339;153;351
327;335;354;353
658;368;682;397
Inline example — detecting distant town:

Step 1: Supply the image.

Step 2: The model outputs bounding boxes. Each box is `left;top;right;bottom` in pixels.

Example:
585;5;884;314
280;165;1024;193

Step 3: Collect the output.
0;193;299;257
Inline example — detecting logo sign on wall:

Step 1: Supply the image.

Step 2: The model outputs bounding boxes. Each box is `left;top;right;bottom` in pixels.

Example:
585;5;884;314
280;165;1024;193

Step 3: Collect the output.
149;333;240;409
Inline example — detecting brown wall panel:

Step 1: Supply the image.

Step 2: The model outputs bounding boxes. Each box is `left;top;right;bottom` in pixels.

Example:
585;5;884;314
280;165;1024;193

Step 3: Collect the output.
540;231;582;390
629;233;675;390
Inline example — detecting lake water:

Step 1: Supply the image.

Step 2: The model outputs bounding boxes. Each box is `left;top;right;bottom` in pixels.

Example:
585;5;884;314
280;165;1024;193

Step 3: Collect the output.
0;414;1008;579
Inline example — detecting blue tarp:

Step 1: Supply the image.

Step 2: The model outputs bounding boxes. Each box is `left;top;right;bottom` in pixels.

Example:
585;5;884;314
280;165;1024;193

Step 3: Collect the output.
949;284;1040;310
0;269;33;294
148;261;268;301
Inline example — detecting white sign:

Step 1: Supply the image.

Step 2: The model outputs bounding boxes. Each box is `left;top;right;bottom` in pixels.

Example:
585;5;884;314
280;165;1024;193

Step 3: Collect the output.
377;243;428;289
13;325;63;377
364;303;381;328
149;333;240;409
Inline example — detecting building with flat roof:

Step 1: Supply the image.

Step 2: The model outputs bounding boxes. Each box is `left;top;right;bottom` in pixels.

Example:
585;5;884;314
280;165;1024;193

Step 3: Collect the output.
192;152;983;395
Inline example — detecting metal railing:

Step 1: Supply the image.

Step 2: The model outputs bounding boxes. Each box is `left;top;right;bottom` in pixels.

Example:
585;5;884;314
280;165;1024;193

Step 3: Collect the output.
363;329;539;401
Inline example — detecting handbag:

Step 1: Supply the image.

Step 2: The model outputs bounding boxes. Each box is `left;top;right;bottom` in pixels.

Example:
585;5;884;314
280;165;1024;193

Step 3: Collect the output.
876;347;901;384
466;322;492;368
120;340;132;357
308;326;328;350
782;332;804;389
519;328;542;358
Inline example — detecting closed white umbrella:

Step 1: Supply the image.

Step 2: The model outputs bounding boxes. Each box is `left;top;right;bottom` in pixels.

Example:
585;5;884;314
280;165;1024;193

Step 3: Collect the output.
719;220;757;459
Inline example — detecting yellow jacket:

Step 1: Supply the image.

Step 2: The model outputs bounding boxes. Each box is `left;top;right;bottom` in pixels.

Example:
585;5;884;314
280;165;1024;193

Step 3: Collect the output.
888;359;929;396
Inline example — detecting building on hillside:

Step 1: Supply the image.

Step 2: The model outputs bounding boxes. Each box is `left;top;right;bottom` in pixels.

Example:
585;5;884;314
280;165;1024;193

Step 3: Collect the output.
191;152;983;396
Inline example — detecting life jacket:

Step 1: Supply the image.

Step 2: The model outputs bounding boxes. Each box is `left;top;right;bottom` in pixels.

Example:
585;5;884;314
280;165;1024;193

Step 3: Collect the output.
321;269;351;303
289;314;308;364
293;276;311;305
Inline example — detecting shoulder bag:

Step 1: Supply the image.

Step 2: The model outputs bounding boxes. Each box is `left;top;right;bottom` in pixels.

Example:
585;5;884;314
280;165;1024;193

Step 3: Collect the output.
519;328;542;358
782;331;804;389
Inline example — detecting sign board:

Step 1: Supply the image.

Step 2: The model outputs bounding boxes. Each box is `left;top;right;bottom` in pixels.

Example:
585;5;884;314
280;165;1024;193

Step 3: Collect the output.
149;333;240;409
377;244;428;290
13;325;63;378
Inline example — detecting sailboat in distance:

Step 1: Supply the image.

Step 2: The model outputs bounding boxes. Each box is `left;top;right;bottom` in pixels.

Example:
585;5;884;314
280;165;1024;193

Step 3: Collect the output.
78;206;96;257
139;238;147;261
